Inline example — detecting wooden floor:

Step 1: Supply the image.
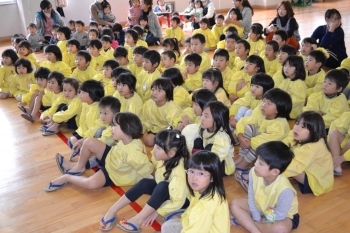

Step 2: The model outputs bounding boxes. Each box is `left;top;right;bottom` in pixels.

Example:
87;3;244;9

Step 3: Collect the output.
1;1;350;232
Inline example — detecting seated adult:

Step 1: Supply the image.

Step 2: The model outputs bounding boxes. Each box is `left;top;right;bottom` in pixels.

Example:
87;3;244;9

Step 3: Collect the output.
193;0;216;30
311;9;347;68
264;1;300;50
224;0;253;39
90;0;114;27
34;0;65;42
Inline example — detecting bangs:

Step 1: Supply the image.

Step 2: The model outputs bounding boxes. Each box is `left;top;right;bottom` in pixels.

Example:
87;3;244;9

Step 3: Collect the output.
154;131;168;151
112;112;121;126
188;153;213;173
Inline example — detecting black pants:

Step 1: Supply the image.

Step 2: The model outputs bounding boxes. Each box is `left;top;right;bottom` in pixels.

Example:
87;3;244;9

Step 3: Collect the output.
325;55;341;69
56;104;78;130
125;178;189;210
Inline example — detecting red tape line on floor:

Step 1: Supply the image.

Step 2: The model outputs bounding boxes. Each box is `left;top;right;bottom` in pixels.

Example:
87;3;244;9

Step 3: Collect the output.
56;132;161;231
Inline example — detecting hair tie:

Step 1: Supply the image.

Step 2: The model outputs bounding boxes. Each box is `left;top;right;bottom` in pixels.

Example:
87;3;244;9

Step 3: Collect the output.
167;126;173;130
176;133;180;138
315;47;330;59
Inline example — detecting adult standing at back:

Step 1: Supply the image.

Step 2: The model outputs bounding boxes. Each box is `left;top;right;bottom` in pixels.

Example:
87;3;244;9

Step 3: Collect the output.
224;0;253;39
34;0;65;42
140;0;162;45
193;0;216;29
90;0;114;27
311;9;347;68
264;1;300;49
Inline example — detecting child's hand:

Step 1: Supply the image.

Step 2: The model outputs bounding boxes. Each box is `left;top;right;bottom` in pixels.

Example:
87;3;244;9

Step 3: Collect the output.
229;115;237;128
182;115;190;126
182;71;188;80
267;24;276;33
237;134;251;149
142;211;159;226
72;139;84;150
236;79;247;91
177;122;185;131
229;93;239;103
328;19;341;32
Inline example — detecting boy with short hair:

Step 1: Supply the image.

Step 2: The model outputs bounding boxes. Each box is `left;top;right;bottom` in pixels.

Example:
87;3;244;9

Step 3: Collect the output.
49;24;60;45
68;20;76;35
273;45;296;86
87;39;108;73
211;14;225;43
217;26;238;49
100;35;114;59
180;34;211;74
131;25;149;48
305;50;327;97
193;17;216;51
93;59;119;96
224;33;240;70
163;16;185;45
160;50;181;73
88;29;99;41
303;69;349;129
63;39;80;70
89;22;99;30
112;22;125;46
71;50;97;83
213;48;233;91
57;26;71;54
272;29;287;49
124;29;139;63
261;40;280;77
26;23;45;52
136;50;161;102
230;141;299;233
113;47;130;68
72;20;88;49
129;46;148;77
233;39;250;72
182;53;202;92
300;37;318;61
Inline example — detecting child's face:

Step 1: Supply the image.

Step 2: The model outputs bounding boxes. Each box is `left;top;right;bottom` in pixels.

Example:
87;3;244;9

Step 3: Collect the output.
116;56;128;66
102;66;113;78
102;41;111;50
2;56;13;66
203;78;217;92
192;102;202;116
75;24;84;33
17;64;27;75
151;86;167;103
301;42;313;56
47;78;61;93
225;38;236;52
260;98;277;119
195;2;201;8
235;43;248;58
199;22;208;30
190;2;195;8
277;51;288;64
185;61;199;74
254;157;273;178
46;52;57;63
142;58;157;72
133;53;143;66
229;12;237;20
158;0;165;6
153;143;171;161
88;46;100;57
200;107;214;131
170;20;178;29
103;7;111;14
283;61;296;79
132;0;140;7
248;29;259;41
213;55;228;71
68;44;78;54
79;89;92;104
75;55;89;70
140;20;148;28
215;18;224;26
69;23;75;31
36;77;48;88
117;82;133;98
89;32;98;40
125;33;135;46
272;35;284;48
161;54;175;68
305;55;319;72
18;47;30;56
112;122;124;140
244;62;259;75
323;78;342;95
184;42;192;53
250;84;263;98
28;27;37;35
190;38;205;54
163;45;173;51
63;83;77;99
51;29;58;37
293;118;310;142
57;32;66;41
99;106;114;125
265;44;276;60
187;168;212;194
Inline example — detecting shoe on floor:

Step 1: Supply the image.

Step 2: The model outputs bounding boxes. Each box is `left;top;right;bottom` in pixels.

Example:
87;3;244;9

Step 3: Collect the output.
42;129;59;136
21;113;34;123
44;182;67;192
100;216;117;231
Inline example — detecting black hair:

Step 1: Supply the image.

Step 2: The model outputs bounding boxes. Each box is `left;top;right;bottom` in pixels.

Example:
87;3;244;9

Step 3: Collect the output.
236;39;251;56
192;89;217;110
225;33;240;42
199;17;210;26
133;46;149;55
57;26;71;40
13;37;25;46
1;49;18;65
250;23;264;40
155;129;189;180
112;22;123;32
143;50;161;67
213;49;229;61
302;37;317;46
274;29;288;42
307;50;327;67
172;11;180;17
171;16;180;25
75;20;84;27
39;0;53;22
80;80;105;102
200;101;235;145
251;73;274;94
132;25;144;37
191;33;206;44
202;68;225;94
27;23;37;29
88;28;99;37
102;2;111;10
89;22;99;28
225;26;238;35
151;78;174;101
68;20;75;26
139;15;149;23
162;38;180;57
44;45;63;61
282;55;306;81
215;14;225;20
52;24;60;30
101;28;115;40
48;71;64;91
18;41;33;54
125;29;139;43
263;88;292;119
142;0;153;11
88;39;103;50
76;50;92;63
113;112;143;139
116;73;137;92
111;67;132;78
161;50;177;63
162;67;184;86
228;8;243;21
266;40;279;52
194;0;203;8
101;35;113;43
325;8;341;20
184;53;202;67
99;96;121;114
294;111;327;145
184;37;191;44
325;69;349;91
279;44;297;55
103;59;119;70
14;58;33;74
63;77;79;93
256;141;294;173
246;55;266;73
34;67;51;80
67;39;80;50
113;47;128;58
187;151;226;201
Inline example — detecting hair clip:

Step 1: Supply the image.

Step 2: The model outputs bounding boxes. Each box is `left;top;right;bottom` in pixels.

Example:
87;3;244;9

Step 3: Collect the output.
167;126;173;130
176;134;180;138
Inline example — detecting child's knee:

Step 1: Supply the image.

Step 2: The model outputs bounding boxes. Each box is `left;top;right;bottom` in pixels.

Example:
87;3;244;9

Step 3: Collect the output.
229;198;246;214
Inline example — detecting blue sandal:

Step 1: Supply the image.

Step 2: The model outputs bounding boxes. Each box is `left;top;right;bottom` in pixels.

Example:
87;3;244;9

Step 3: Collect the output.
100;216;117;231
117;219;141;233
21;113;34;123
234;170;250;182
44;182;67;192
42;129;59;136
164;209;186;221
69;149;80;161
18;105;27;114
55;153;65;174
65;169;84;176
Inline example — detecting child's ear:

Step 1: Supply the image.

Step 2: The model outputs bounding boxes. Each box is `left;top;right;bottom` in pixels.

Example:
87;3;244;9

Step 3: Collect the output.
271;168;280;176
336;86;343;93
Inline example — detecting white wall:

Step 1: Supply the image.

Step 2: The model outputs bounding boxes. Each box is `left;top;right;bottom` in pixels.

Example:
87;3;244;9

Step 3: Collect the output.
0;3;23;37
